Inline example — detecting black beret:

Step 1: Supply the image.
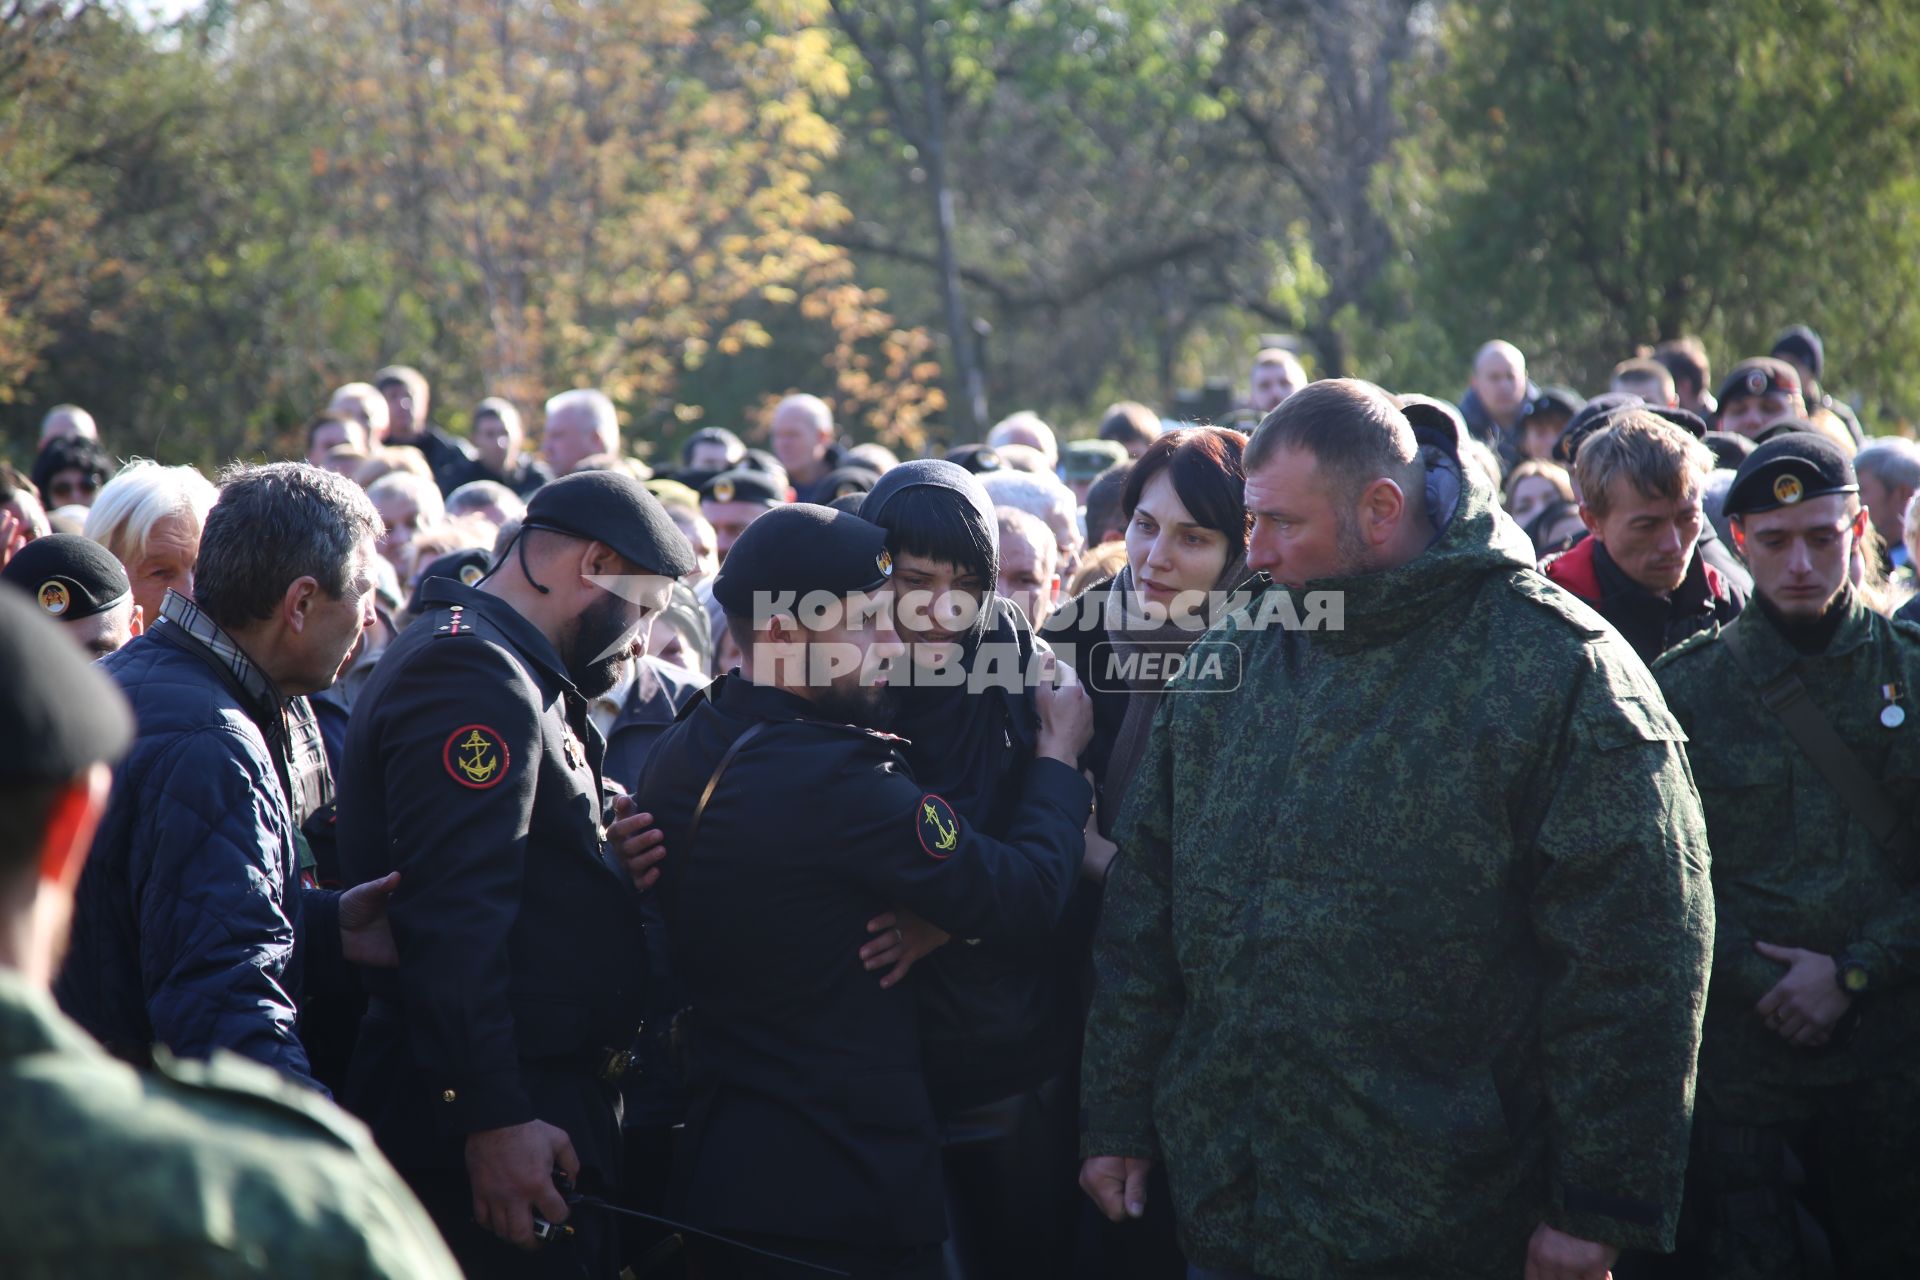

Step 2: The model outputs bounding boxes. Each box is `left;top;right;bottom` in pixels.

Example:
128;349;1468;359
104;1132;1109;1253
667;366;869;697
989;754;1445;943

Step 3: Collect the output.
1702;430;1756;470
1521;385;1586;422
1717;357;1801;408
1723;431;1858;518
699;467;785;507
0;583;133;781
1646;405;1708;439
521;470;696;578
416;547;492;589
943;443;1005;474
712;504;894;618
1555;392;1644;465
0;534;132;622
816;464;881;501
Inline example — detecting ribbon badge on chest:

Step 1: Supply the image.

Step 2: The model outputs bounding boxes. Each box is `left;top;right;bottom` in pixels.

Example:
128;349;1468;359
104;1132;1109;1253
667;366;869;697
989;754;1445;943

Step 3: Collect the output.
1881;683;1906;730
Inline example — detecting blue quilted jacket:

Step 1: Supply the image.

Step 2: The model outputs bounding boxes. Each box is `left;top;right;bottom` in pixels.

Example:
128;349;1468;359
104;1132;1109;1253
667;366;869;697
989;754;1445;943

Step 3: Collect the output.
54;624;338;1090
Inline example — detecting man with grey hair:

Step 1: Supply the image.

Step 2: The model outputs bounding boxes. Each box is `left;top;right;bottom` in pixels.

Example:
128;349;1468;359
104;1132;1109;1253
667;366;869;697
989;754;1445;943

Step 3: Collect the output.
84;460;220;634
1081;379;1714;1280
980;467;1083;578
542;388;620;477
1852;437;1920;575
39;403;99;446
768;393;847;502
987;409;1060;470
57;463;401;1093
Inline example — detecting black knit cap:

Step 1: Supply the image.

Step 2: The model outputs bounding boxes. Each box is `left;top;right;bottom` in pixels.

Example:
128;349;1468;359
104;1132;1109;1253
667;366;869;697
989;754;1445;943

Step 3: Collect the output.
1770;324;1824;382
712;504;894;618
521;470;696;577
0;533;131;622
1521;385;1586;422
1723;431;1857;518
0;583;133;781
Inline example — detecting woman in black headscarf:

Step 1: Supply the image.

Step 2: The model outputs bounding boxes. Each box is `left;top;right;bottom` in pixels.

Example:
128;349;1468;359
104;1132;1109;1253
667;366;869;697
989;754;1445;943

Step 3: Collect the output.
860;459;1085;1280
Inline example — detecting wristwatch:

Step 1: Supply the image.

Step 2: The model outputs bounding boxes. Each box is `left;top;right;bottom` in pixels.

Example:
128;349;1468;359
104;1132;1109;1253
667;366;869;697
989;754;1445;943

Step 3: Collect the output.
1835;949;1871;995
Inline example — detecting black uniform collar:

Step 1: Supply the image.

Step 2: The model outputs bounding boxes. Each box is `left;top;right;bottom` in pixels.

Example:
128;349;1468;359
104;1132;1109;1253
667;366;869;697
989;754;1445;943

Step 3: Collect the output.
416;577;578;694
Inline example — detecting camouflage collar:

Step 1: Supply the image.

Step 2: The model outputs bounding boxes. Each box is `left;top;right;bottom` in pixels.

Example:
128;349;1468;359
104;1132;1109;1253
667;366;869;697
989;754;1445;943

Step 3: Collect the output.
0;969;108;1066
1725;587;1874;679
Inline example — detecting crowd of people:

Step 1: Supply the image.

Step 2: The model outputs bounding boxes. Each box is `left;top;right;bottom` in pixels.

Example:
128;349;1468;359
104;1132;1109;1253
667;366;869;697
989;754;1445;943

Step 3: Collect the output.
0;323;1915;1280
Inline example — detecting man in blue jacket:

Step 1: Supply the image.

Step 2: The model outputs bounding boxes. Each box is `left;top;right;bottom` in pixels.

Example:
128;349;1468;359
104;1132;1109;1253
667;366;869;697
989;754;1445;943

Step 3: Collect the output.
56;462;398;1091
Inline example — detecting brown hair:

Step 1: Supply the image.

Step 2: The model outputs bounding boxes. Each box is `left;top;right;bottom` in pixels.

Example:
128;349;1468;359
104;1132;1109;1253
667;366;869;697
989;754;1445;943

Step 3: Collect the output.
1098;401;1160;449
1502;459;1573;511
1575;411;1714;518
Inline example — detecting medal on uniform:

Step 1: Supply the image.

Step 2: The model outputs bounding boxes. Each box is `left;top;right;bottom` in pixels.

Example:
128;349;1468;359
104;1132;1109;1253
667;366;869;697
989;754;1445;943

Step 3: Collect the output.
1880;683;1905;729
561;720;585;770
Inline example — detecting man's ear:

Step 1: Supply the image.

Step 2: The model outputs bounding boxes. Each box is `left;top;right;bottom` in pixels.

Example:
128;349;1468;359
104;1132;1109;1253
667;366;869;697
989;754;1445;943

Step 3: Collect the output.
129;603;145;637
1359;478;1407;548
282;575;321;633
1729;518;1746;554
1577;502;1602;539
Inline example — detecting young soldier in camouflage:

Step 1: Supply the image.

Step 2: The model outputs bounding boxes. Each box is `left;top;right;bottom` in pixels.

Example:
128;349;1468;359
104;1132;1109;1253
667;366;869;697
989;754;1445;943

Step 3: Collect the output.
1654;432;1920;1277
1080;380;1715;1280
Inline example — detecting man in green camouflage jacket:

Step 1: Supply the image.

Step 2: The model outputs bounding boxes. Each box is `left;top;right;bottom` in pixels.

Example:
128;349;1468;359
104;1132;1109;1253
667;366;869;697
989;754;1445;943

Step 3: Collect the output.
1653;432;1920;1277
1080;380;1716;1280
0;584;460;1280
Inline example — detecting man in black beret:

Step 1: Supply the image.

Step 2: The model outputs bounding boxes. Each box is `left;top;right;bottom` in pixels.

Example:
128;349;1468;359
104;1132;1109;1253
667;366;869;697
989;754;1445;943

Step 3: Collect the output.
699;466;785;566
1652;431;1920;1276
637;504;1094;1280
0;532;141;657
1714;358;1806;442
335;469;694;1278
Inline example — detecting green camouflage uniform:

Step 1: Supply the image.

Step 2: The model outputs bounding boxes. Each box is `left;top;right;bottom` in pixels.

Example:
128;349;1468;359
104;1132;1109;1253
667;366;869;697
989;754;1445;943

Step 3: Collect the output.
1080;456;1715;1279
0;968;461;1279
1653;593;1920;1277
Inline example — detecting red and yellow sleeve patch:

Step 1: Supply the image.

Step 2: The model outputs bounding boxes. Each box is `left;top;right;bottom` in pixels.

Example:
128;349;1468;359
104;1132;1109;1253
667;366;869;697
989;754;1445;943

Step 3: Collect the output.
443;723;511;790
916;793;960;859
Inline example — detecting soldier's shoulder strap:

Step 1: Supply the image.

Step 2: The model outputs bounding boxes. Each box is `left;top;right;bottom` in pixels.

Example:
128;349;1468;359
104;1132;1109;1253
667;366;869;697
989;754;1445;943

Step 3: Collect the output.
1719;622;1906;850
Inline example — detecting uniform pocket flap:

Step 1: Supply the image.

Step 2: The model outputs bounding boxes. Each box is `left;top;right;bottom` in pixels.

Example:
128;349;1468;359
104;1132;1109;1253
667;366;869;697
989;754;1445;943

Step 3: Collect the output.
1582;691;1687;751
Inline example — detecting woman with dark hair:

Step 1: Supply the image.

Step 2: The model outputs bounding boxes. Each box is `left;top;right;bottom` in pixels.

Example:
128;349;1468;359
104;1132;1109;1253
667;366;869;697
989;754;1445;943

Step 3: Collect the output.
1043;425;1259;840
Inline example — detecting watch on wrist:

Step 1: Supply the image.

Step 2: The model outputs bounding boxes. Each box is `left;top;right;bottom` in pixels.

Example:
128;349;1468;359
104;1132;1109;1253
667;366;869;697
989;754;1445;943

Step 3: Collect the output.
1836;950;1871;995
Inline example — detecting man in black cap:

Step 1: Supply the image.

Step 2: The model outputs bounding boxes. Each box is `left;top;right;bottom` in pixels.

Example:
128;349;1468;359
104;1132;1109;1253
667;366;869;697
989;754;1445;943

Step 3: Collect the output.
1653;432;1920;1276
1771;322;1865;448
336;470;696;1278
636;503;1093;1280
699;466;785;565
1714;358;1807;443
0;532;141;656
1506;384;1585;467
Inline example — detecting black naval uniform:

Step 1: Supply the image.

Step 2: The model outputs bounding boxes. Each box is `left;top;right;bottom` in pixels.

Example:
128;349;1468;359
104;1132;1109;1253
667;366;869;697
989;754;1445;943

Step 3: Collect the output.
636;503;1092;1279
337;575;650;1278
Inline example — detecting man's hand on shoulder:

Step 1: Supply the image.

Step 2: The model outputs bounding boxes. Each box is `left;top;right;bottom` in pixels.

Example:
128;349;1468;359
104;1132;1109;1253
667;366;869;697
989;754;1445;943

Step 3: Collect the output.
1525;1222;1617;1280
1079;1155;1153;1223
1036;653;1095;764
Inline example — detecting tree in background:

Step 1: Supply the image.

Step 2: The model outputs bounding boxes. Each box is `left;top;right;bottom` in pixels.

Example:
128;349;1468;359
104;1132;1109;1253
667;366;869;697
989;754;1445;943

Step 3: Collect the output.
1399;0;1920;410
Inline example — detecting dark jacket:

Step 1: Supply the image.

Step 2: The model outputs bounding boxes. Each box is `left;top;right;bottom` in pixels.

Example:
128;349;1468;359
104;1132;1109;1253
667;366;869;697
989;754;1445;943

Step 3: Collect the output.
436;452;554;501
601;657;713;796
336;578;649;1179
1542;537;1744;665
388;424;478;498
638;675;1090;1248
56;621;338;1089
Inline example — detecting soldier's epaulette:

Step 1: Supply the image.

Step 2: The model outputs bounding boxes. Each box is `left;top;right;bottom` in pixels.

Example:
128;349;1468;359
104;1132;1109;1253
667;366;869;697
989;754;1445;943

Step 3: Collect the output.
1503;569;1607;640
430;603;477;638
150;1047;361;1151
1652;624;1722;670
806;718;911;749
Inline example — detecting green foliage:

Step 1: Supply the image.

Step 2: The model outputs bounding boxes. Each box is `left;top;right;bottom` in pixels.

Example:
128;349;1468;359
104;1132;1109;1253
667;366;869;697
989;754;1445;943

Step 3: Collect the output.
1400;0;1920;417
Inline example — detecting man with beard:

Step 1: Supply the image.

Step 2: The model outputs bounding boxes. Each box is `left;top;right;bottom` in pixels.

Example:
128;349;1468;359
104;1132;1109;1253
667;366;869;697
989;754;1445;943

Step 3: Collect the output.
335;470;695;1279
637;503;1093;1280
